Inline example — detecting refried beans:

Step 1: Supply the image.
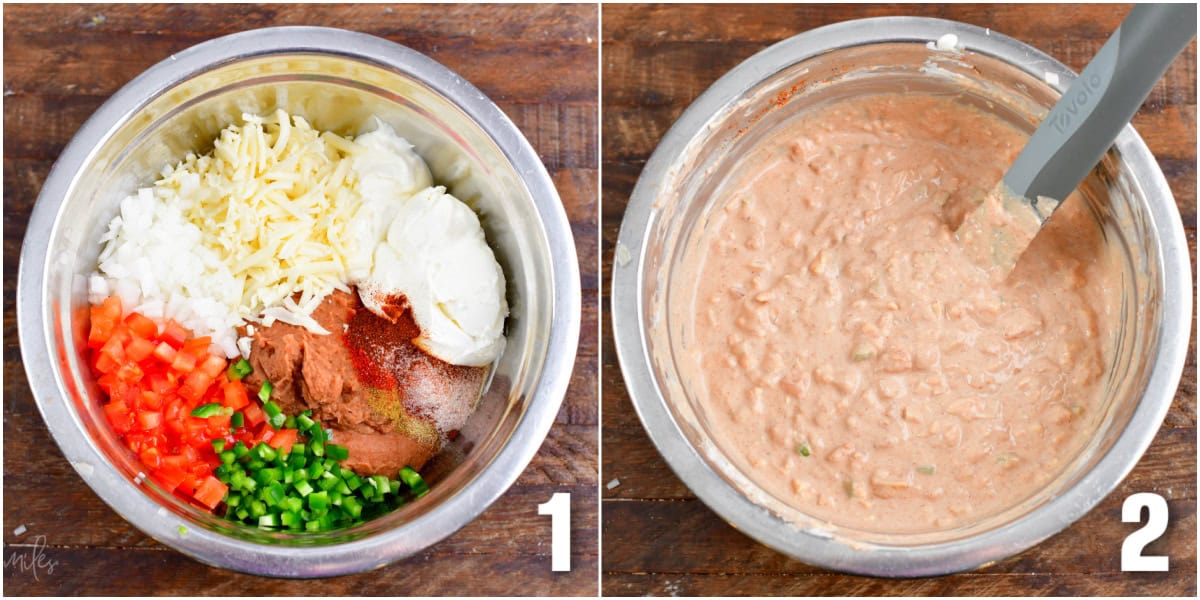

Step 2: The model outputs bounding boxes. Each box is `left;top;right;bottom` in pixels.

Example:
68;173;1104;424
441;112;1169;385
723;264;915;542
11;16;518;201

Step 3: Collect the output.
672;93;1120;532
244;289;485;476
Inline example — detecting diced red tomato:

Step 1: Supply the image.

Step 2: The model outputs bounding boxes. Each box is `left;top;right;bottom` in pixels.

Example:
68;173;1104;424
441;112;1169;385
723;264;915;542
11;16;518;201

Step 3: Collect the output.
152;466;187;493
180;443;200;465
124;431;148;453
125;337;156;362
103;400;132;433
88;305;117;349
136;410;163;430
115;361;144;384
124;312;158;339
108;322;132;348
139;446;163;470
139;391;162;411
170;350;198;374
147;372;173;396
89;296;123;349
164;400;187;434
152;342;177;364
161;454;188;470
177;373;210;403
100;336;125;364
197;354;226;379
193;476;227;509
266;428;298;453
96;372;117;392
181;336;212;355
242;401;265;427
100;296;122;319
221;379;250;410
178;474;199;496
86;298;279;514
94;351;118;374
206;412;232;430
191;462;213;479
160;319;189;348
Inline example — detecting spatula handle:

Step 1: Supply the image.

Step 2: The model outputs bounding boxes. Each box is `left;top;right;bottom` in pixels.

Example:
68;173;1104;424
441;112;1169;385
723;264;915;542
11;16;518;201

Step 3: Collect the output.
1002;4;1196;204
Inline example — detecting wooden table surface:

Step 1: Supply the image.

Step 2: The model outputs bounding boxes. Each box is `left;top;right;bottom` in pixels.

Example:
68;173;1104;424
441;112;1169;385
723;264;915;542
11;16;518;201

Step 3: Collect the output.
2;4;597;595
601;4;1196;596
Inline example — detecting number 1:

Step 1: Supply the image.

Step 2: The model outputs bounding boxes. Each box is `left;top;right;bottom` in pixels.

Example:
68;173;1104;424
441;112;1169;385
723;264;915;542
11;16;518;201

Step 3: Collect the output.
538;492;571;572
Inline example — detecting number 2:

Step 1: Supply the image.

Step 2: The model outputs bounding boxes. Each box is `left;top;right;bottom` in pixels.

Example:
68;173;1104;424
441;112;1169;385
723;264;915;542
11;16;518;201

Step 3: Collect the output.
538;492;571;572
1121;492;1168;572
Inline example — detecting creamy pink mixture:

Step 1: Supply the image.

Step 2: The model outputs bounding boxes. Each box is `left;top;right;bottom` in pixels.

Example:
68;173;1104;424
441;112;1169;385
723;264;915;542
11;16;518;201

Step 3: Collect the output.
674;93;1119;533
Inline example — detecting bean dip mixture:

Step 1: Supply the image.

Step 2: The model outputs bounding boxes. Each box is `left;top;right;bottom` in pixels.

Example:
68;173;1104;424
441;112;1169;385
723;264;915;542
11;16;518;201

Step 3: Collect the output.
673;93;1120;532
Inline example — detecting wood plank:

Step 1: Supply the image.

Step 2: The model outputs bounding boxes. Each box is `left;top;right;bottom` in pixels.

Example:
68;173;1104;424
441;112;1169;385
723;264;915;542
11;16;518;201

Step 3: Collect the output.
2;544;598;596
0;33;596;103
601;571;1193;597
1;95;105;160
601;497;1194;576
555;167;601;293
510;104;600;171
601;2;1196;103
3;5;598;103
1158;159;1198;225
1166;366;1197;429
554;301;599;427
3;3;596;44
601;4;1138;45
1131;104;1199;165
515;425;598;487
555;168;600;232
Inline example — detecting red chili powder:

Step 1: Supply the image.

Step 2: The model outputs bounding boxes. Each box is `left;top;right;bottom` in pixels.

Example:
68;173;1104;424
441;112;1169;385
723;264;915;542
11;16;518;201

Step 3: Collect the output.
342;290;480;435
343;293;420;391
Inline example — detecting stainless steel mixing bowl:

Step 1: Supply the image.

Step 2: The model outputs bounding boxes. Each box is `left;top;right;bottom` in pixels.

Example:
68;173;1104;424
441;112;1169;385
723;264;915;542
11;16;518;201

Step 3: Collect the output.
17;26;581;577
612;17;1191;577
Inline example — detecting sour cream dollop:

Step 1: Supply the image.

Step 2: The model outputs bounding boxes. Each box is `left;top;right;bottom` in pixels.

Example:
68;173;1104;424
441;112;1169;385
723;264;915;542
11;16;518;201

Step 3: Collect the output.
348;119;508;367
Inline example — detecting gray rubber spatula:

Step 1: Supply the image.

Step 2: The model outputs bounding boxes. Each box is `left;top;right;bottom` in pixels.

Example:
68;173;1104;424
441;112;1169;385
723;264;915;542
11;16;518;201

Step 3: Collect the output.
957;3;1197;280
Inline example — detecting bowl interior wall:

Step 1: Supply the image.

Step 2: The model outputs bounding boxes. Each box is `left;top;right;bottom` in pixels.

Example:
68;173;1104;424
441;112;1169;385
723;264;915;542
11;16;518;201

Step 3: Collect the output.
644;42;1162;546
45;53;553;544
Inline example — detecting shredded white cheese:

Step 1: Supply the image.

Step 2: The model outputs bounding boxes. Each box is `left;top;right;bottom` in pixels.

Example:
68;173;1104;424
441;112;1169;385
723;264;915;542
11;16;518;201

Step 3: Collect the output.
95;110;369;356
160;109;363;330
